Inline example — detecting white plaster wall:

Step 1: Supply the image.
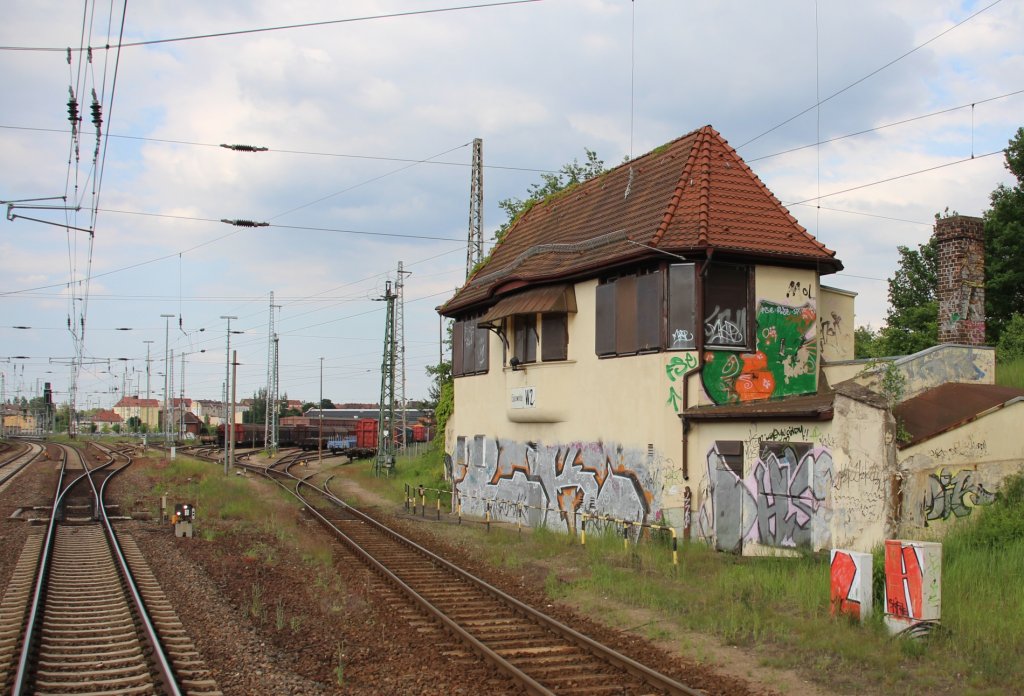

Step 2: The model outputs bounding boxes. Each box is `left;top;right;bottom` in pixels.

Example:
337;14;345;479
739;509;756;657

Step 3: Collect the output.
686;398;893;556
819;286;856;362
448;278;696;524
898;399;1024;529
826;394;896;552
850;345;995;401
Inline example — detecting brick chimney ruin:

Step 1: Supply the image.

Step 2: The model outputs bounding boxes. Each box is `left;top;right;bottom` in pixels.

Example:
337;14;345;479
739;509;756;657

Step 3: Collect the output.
934;215;985;345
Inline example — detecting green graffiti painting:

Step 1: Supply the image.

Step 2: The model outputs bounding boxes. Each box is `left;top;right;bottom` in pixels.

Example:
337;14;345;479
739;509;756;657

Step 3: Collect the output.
701;300;817;404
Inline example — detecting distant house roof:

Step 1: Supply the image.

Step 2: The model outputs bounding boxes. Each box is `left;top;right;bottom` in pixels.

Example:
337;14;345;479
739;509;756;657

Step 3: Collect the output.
92;409;123;423
894;383;1024;448
440;125;841;316
114;397;159;408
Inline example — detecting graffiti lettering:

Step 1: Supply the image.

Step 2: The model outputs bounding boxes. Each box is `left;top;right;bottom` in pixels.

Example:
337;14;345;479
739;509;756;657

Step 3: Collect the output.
704;305;746;345
666;353;699;379
883;540;941;635
926;437;987;462
701;300;817;405
455;436;666;535
922;468;994;525
830;550;865;620
697;442;834;551
786;280;815;300
671;328;695;349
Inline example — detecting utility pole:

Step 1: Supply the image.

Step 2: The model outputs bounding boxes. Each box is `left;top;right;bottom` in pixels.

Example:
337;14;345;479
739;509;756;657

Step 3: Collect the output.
271;334;280;453
161;313;175;445
396;261;411;451
375;281;397;477
143;340;153;445
318;356;324;467
168;349;175;445
230;350;238;472
220;315;238;475
466;137;483;279
264;292;279;451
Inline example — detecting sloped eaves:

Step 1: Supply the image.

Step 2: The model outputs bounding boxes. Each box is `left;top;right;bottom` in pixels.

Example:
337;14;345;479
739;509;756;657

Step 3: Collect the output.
440;125;841;317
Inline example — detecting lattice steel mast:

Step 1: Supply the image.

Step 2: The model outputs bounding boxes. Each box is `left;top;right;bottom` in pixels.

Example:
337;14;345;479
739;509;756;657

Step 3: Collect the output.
264;292;280;452
396;261;411;449
375;281;397;476
466;137;483;279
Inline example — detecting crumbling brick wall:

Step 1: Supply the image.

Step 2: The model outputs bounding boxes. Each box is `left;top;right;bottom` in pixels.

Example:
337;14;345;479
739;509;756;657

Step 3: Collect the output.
934;215;985;345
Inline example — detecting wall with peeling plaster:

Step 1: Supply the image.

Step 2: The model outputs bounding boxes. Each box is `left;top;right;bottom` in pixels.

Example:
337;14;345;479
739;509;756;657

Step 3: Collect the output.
851;345;995;401
898;398;1024;529
689;391;895;555
819;286;856;362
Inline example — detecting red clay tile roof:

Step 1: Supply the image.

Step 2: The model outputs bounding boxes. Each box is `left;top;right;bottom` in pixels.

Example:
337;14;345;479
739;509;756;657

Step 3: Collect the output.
92;409;123;423
440;125;841;316
114;397;159;408
894;383;1024;448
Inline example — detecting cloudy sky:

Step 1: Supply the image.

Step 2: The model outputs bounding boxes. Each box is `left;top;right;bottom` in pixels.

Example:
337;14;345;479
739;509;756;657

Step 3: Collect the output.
1;0;1021;412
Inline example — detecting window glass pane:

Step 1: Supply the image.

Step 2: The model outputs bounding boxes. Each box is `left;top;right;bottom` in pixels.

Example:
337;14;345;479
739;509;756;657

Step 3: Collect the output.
615;275;638;354
474;323;489;372
463;319;476;374
595;282;616;356
703;264;749;348
668;264;696;349
513;315;537;364
541;313;568;361
636;270;663;351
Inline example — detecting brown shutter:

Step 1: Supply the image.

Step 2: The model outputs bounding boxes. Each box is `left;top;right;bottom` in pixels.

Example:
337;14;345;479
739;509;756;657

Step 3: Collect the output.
636;270;663;351
541;313;567;361
595;282;616;356
615;274;638;354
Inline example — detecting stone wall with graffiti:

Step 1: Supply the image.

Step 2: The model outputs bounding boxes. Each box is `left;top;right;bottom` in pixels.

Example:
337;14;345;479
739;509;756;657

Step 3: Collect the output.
819;285;855;362
853;344;994;402
695;437;835;553
701;300;818;405
898;399;1024;530
692;387;898;554
449;435;684;535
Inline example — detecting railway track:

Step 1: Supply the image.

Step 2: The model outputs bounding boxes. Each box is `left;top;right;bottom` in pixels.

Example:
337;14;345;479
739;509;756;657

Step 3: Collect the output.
0;442;221;696
253;453;705;696
0;440;44;489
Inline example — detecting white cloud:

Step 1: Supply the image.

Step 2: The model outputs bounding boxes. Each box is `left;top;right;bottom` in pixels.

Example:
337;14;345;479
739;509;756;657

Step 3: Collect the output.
2;0;1021;405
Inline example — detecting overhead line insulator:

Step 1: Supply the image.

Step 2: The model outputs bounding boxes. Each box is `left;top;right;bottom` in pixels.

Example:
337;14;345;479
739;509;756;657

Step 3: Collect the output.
220;219;269;227
219;144;269;152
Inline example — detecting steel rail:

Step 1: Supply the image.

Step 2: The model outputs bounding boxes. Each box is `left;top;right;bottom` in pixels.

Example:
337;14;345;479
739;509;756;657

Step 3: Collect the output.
254;456;702;696
92;442;184;696
10;442;183;696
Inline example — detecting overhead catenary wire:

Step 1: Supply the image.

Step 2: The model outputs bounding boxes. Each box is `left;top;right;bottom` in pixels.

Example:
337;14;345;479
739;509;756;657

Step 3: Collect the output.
736;0;1005;150
0;1;544;52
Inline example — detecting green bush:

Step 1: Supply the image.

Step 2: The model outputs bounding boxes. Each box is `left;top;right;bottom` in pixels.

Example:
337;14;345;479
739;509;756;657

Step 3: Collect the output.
966;473;1024;548
997;313;1024;362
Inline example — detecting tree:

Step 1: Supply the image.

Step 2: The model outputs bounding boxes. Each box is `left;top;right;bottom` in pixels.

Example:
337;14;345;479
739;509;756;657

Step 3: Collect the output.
495;148;606;243
320;398;335;409
985;127;1024;344
243;388;268;425
854;325;881;359
875;240;938;356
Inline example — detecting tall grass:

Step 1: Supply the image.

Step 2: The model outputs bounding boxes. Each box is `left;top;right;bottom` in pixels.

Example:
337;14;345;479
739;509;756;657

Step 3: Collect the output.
996;356;1024;388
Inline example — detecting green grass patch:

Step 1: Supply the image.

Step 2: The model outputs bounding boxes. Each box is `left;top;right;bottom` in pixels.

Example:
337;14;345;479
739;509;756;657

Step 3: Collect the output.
996;356;1024;388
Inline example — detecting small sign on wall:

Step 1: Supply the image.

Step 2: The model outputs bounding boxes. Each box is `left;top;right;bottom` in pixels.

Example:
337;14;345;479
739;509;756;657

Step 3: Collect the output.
510;386;536;409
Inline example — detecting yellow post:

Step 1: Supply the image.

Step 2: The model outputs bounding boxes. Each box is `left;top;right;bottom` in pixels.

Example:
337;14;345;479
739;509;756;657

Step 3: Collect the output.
670;527;679;568
623;521;630;551
580;512;587;546
517;501;522;534
436;493;440;521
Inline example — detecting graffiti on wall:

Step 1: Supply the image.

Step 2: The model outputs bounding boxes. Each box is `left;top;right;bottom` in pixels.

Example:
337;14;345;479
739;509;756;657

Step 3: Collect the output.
819;311;843;349
665;353;698;412
830;549;873;621
451;437;670;534
922;468;995;525
884;539;942;636
701;300;818;405
696;441;834;551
